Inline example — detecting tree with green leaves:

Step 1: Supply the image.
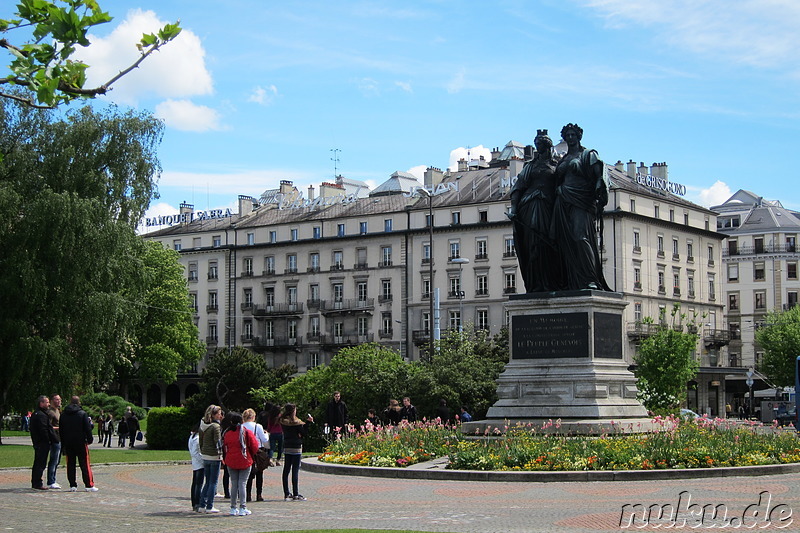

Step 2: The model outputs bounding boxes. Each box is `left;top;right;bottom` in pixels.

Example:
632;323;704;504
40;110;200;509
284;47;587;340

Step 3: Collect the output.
755;305;800;388
633;304;700;413
0;97;167;435
119;240;204;386
1;0;181;108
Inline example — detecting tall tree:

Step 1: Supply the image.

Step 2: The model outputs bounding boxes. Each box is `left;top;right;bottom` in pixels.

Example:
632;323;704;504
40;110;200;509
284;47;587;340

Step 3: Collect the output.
755;305;800;388
0;97;165;429
1;0;181;108
120;240;204;386
633;304;700;413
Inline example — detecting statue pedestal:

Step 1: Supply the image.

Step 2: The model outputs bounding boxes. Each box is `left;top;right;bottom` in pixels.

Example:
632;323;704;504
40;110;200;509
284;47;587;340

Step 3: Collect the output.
464;291;656;435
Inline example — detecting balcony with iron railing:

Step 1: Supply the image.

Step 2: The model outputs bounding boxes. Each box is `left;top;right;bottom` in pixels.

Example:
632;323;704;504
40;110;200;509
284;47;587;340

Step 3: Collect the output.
379;328;393;339
378;260;392;268
504;286;517;294
205;335;218;344
319;298;374;314
262;268;275;276
412;329;430;345
378;294;393;303
320;333;374;347
252;302;304;316
353;262;369;270
240;302;254;312
703;329;730;347
626;322;661;339
723;243;798;257
252;336;303;351
206;304;218;313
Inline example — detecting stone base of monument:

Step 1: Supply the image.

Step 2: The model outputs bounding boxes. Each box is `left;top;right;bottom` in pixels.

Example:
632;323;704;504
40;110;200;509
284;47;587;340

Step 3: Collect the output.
464;290;658;435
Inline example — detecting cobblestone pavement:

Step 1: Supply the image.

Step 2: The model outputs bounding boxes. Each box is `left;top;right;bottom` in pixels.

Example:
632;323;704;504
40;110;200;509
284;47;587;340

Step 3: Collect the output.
3;455;800;533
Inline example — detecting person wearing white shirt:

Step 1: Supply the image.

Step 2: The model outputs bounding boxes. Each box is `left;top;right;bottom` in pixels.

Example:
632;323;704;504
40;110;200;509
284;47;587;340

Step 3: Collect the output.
242;408;269;502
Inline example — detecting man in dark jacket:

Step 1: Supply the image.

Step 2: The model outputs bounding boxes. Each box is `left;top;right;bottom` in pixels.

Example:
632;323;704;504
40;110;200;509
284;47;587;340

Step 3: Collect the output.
325;391;349;436
30;395;57;490
401;397;418;423
59;396;98;491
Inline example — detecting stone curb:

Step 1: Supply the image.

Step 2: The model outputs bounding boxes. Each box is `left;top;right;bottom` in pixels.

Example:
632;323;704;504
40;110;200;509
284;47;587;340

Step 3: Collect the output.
301;456;800;482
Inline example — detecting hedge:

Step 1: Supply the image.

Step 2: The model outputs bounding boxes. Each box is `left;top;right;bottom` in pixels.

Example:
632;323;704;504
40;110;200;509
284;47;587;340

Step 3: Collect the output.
145;407;194;450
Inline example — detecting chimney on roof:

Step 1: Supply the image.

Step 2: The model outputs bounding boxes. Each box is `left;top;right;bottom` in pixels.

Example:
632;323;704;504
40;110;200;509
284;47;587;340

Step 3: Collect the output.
615;160;624;172
279;180;294;194
179;202;194;226
491;146;501;160
637;162;648;177
319;181;344;198
457;158;468;172
424;166;444;189
238;195;256;217
308;185;315;201
626;160;636;178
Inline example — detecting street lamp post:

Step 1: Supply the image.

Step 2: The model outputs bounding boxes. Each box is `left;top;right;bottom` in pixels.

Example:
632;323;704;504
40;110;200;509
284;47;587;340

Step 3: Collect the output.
451;257;470;332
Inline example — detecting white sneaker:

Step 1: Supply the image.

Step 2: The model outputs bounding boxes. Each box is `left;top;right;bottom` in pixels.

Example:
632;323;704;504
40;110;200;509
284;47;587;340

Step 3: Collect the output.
85;486;99;492
69;487;77;492
204;507;220;514
48;483;61;489
229;508;239;516
238;508;251;516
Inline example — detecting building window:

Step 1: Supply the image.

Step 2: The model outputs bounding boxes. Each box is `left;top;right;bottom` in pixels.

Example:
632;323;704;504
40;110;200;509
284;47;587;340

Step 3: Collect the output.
190;293;198;312
208;262;218;280
787;236;797;252
425;213;433;227
727;263;738;282
654;205;659;219
673;271;681;295
504;272;516;293
669;209;675;222
264;256;275;275
633;230;640;252
188;263;198;282
422;243;431;264
247;232;255;245
657;235;664;257
477;309;488;331
449;275;462;299
384;218;392;232
309;352;320;368
288;319;298;342
207;291;218;311
755;291;766;309
657;271;665;293
708;275;716;300
672;238;679;259
684;213;689;225
476;239;488;260
422;312;430;333
357;281;368;303
264;287;275;308
476;274;488;296
208;322;218;342
359;221;367;235
333;251;343;270
243;320;253;340
634;302;642;322
358;316;369;337
630;198;636;212
173;239;181;251
287;286;298;306
788;262;798;280
449;241;461;260
754;236;764;253
728;293;739;311
337;223;345;236
687;242;694;262
309;252;320;272
287;254;297;273
633;267;641;290
212;235;221;247
290;229;298;241
788;291;798;309
687;272;695;296
310;315;321;336
422;278;431;299
708;245;715;265
381;279;392;301
241;287;252;307
265;320;274;341
243;257;253;276
356;247;367;269
451;211;461;225
754;262;765;281
381;246;392;267
269;230;277;243
313;226;322;239
382;312;392;336
333;283;344;304
309;284;320;305
504;236;515;257
449;310;461;330
479;210;488;222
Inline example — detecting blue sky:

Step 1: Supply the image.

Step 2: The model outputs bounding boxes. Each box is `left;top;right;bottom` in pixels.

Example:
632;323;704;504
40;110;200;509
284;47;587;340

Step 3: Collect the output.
56;1;800;226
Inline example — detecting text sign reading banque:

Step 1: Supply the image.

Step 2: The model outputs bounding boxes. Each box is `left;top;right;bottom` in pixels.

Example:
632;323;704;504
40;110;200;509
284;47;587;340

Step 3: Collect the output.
512;313;589;359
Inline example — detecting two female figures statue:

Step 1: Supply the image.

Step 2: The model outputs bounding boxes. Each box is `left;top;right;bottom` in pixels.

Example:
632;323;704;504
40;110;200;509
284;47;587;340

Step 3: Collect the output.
509;124;611;293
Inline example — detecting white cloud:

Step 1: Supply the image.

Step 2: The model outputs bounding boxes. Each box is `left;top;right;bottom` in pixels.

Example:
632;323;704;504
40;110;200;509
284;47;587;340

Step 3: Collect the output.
77;9;213;105
395;81;413;93
406;165;426;181
357;77;380;96
448;145;493;172
697;180;732;208
248;85;279;105
154;99;223;132
447;68;466;94
581;0;800;71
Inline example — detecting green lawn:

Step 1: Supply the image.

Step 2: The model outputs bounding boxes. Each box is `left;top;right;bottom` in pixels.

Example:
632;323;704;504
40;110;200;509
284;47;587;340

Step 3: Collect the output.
0;445;187;468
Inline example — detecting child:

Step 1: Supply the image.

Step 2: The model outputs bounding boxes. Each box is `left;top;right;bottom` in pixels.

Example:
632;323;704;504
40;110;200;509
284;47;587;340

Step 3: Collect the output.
188;423;204;512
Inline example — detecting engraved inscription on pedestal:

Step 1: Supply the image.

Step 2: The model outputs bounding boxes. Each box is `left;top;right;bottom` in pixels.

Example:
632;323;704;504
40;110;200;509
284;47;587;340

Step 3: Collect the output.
593;312;623;359
512;313;589;359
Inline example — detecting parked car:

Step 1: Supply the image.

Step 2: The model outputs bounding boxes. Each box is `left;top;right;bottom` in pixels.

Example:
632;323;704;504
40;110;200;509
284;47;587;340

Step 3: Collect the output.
776;406;797;427
680;408;700;420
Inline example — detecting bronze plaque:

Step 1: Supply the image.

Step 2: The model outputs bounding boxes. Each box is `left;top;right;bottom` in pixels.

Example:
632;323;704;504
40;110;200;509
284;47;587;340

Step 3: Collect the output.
594;312;623;359
512;313;589;359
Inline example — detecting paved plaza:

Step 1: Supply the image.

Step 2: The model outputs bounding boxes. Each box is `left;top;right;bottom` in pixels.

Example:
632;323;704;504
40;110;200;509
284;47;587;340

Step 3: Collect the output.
3;437;800;532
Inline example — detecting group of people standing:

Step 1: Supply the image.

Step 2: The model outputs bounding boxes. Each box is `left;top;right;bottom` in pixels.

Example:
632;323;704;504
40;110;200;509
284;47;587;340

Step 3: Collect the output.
190;401;309;516
30;394;98;492
96;407;140;448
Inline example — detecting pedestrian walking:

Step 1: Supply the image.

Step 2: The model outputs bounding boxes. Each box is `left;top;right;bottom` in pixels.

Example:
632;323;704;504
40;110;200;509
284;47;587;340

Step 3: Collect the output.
59;396;98;491
127;412;140;448
223;412;258;516
280;403;313;501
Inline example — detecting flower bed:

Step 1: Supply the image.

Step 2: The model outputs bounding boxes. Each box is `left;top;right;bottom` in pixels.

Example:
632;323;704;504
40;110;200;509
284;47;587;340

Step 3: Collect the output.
318;416;800;471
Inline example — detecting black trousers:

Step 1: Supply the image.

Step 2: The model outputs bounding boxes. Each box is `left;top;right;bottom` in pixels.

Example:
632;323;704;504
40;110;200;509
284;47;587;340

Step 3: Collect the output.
64;443;94;488
31;444;49;488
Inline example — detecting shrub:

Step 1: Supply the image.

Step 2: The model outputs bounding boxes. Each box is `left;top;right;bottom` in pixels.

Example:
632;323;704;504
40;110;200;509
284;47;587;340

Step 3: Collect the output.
145;407;193;450
81;392;146;421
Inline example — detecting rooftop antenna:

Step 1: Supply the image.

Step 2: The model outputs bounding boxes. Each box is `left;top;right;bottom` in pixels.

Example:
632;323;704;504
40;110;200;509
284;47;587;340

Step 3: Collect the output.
330;148;341;179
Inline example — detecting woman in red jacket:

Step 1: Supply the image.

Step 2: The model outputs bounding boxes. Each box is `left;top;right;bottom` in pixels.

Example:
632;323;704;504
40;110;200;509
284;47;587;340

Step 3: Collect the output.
223;412;259;516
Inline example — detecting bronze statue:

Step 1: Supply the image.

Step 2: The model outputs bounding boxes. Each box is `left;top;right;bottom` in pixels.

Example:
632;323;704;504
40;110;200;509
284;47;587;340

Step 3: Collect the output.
508;130;562;292
550;123;611;291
